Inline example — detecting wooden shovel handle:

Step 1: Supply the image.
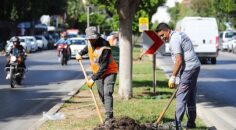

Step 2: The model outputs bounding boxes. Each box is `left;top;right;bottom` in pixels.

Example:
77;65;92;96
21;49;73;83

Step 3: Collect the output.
78;60;103;123
156;89;177;124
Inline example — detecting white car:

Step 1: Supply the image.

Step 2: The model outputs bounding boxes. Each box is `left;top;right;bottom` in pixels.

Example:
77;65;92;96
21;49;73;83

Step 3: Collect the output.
5;36;31;53
5;40;13;53
19;36;32;53
35;35;48;50
231;39;236;54
24;36;38;52
219;31;236;51
68;37;88;58
225;36;236;52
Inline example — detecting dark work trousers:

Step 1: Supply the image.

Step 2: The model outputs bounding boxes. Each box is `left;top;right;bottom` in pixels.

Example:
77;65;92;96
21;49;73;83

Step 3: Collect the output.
95;73;117;120
175;66;200;126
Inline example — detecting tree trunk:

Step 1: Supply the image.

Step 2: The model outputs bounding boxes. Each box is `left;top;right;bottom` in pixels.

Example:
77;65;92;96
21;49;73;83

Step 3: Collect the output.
118;18;133;99
117;0;139;100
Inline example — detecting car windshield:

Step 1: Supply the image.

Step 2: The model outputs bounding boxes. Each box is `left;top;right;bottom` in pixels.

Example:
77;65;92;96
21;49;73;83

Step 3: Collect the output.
35;36;42;40
225;32;235;38
29;39;34;41
20;39;25;42
68;34;77;38
70;39;86;45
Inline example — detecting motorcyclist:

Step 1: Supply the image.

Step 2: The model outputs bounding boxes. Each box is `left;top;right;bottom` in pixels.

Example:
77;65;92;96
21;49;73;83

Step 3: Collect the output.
55;31;71;58
5;36;26;79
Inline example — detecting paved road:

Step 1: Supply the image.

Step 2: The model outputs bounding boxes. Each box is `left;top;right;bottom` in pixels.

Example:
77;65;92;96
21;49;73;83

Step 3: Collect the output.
0;50;90;130
156;51;236;130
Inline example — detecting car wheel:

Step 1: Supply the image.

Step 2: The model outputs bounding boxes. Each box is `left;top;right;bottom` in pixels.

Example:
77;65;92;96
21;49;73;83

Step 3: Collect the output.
211;58;216;64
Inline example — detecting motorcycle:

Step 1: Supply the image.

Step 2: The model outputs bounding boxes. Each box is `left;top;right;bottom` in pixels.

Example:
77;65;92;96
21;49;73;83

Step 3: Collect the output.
57;43;70;65
5;48;25;88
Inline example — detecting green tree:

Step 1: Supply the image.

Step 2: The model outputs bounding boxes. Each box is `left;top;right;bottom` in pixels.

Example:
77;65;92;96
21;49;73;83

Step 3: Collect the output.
87;0;165;99
0;0;66;22
66;0;109;33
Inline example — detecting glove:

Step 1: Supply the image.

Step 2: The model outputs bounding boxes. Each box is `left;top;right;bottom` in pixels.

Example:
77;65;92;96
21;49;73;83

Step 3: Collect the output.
168;76;176;89
87;79;94;89
76;54;82;60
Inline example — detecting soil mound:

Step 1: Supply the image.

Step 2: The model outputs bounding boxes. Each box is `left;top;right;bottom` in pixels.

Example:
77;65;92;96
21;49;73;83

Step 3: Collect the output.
93;116;173;130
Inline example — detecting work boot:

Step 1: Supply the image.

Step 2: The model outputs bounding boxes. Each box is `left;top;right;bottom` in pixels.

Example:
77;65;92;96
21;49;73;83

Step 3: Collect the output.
185;122;196;128
103;117;114;126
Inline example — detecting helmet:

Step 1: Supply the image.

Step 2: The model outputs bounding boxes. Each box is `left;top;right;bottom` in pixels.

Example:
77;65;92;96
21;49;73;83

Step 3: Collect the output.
11;36;20;44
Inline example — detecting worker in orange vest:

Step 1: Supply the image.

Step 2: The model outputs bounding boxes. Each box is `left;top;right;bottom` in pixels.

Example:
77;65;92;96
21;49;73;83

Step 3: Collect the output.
76;27;118;123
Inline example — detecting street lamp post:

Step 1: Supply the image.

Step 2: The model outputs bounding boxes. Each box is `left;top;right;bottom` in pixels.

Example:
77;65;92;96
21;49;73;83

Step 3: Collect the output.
87;6;90;28
83;0;90;28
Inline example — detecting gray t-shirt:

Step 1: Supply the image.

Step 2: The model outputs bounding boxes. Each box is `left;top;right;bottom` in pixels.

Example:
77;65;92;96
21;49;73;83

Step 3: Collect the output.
169;31;201;71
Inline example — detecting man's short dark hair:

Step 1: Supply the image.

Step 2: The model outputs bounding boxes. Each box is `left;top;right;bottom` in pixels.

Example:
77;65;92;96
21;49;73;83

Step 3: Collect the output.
155;23;170;32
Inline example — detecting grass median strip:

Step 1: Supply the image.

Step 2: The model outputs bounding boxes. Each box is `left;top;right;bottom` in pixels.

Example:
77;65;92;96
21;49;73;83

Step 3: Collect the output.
39;45;207;130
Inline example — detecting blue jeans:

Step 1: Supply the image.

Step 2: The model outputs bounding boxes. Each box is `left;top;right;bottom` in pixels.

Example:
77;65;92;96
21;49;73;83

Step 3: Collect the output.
176;67;200;126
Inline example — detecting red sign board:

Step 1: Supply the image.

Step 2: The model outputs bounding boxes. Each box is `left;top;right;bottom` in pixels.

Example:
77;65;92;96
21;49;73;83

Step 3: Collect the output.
142;31;164;54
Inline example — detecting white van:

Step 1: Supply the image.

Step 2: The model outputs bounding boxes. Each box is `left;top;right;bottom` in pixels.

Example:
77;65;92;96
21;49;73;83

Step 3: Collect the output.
176;17;219;64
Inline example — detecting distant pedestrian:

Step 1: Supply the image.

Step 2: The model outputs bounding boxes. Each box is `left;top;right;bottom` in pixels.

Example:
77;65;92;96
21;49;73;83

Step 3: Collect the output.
155;23;201;129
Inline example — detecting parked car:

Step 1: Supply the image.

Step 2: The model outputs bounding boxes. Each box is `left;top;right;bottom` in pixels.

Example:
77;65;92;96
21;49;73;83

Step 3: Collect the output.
45;35;56;49
35;35;48;50
224;36;236;52
5;40;13;53
5;36;32;53
68;37;88;58
24;36;38;52
231;38;236;54
219;31;236;51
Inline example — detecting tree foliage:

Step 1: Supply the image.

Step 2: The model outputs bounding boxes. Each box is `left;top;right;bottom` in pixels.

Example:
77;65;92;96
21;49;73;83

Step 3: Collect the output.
66;0;111;33
85;0;165;33
0;0;66;22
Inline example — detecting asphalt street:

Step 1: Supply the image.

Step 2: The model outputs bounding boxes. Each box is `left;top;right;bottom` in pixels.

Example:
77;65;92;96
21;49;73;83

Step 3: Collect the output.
0;50;90;130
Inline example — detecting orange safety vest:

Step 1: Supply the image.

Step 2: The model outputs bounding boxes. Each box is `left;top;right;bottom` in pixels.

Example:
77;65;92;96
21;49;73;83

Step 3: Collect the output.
88;43;118;77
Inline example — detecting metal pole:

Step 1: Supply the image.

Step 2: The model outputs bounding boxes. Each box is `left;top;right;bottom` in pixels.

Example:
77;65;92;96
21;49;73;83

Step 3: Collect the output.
87;6;89;28
153;53;156;94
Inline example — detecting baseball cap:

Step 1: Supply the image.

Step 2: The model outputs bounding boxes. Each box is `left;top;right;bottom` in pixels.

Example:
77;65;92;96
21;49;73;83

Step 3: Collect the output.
85;26;100;39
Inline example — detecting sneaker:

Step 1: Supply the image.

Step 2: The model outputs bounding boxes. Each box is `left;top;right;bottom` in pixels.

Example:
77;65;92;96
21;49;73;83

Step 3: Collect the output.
170;121;183;130
6;73;10;79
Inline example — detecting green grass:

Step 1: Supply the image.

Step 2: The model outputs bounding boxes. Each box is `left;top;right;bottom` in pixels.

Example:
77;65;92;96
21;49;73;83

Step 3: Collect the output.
112;45;207;129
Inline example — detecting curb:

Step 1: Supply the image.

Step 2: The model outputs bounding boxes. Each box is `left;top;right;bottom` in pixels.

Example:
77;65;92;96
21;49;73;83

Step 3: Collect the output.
29;71;90;130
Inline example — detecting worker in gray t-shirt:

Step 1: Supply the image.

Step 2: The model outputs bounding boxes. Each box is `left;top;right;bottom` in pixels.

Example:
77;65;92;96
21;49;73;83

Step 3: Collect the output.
156;23;201;129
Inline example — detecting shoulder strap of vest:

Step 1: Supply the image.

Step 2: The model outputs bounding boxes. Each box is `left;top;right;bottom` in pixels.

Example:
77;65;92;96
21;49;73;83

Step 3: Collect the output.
101;46;111;50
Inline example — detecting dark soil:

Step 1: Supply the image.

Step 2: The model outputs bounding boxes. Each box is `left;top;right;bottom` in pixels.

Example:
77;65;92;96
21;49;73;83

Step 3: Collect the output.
93;116;174;130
